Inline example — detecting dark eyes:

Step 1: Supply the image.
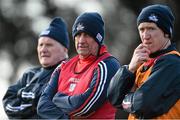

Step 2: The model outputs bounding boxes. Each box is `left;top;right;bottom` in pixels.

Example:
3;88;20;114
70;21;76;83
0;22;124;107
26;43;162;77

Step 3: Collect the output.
76;33;90;37
38;43;53;47
139;27;155;32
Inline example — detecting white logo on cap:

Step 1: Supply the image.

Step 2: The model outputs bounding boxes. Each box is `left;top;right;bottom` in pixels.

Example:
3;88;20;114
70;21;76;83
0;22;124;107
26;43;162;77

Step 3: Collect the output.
41;29;50;35
148;14;158;22
169;27;172;36
96;33;102;43
76;23;84;31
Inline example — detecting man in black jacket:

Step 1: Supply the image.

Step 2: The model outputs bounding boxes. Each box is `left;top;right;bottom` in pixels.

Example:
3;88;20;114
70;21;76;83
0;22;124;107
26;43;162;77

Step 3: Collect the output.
2;17;70;119
107;4;180;119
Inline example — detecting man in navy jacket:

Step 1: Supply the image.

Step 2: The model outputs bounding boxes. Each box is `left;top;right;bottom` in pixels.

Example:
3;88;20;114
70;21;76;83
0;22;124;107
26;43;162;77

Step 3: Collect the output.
3;17;69;119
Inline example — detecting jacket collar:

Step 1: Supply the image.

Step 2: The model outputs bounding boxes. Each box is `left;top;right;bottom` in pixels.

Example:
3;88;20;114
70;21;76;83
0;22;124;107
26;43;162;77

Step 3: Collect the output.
149;43;177;58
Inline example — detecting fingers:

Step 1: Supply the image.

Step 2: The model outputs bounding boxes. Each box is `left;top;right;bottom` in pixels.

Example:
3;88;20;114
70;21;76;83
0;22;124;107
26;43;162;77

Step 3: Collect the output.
135;44;150;54
138;54;150;62
129;44;150;72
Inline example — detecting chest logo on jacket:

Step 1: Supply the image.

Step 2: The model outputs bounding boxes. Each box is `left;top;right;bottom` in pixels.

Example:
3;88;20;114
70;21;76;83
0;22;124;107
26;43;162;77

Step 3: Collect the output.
68;77;80;92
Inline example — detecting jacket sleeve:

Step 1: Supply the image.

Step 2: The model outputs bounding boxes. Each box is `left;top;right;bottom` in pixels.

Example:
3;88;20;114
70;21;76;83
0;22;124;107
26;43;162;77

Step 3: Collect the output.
121;54;180;118
52;57;120;118
37;65;68;119
107;65;135;108
2;71;34;118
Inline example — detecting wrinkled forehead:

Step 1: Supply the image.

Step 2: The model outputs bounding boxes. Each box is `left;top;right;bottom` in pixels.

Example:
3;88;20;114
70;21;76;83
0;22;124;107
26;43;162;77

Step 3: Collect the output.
138;22;158;29
38;36;57;43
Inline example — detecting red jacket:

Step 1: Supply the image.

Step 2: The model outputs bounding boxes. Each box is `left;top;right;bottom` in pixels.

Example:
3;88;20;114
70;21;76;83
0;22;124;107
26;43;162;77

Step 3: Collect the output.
37;45;121;119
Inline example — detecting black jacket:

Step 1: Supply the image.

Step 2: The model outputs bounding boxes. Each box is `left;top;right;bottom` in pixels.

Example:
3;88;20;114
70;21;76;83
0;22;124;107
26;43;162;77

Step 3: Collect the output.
2;64;59;119
107;44;180;119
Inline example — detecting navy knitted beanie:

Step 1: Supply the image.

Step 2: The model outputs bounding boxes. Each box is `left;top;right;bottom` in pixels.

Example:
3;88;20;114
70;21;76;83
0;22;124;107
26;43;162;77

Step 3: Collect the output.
137;4;175;38
40;17;70;49
72;12;104;45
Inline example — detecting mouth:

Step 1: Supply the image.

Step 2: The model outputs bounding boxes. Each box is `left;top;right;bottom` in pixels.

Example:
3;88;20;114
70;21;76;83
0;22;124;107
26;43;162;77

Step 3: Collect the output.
41;55;50;58
78;45;88;50
143;42;152;47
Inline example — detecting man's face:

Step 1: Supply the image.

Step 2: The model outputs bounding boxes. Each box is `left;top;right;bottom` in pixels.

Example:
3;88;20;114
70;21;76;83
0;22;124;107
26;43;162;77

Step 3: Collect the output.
75;32;99;59
37;37;67;67
138;22;169;54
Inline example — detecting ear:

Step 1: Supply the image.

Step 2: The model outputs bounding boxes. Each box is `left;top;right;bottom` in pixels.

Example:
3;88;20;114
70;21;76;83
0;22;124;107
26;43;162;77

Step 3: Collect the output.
64;47;68;53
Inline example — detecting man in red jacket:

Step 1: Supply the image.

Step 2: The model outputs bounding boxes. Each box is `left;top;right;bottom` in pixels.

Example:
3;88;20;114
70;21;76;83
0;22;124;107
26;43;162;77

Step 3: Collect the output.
37;12;121;119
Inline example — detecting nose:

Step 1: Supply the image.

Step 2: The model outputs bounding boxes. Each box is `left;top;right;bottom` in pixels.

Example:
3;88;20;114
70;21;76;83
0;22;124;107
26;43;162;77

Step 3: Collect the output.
40;45;48;53
143;29;150;40
78;34;86;43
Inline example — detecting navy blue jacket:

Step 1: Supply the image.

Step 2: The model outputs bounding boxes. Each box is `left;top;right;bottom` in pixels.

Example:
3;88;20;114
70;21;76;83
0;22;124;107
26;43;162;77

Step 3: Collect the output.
3;64;59;119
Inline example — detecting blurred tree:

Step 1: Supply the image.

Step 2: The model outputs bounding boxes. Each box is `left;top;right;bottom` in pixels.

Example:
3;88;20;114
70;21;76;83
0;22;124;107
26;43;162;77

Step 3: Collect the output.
0;0;179;119
0;0;77;84
0;0;179;85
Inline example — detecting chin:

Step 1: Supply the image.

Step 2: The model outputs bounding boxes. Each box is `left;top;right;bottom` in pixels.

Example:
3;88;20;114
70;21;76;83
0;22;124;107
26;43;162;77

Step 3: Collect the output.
42;63;51;67
41;61;50;65
78;51;87;56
